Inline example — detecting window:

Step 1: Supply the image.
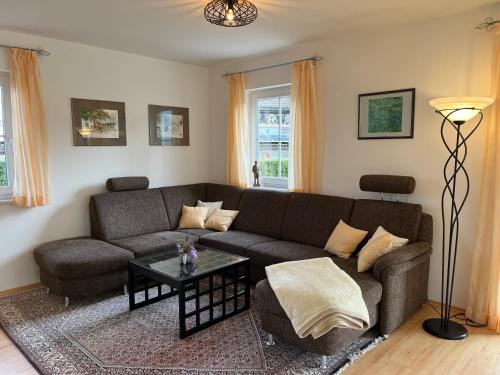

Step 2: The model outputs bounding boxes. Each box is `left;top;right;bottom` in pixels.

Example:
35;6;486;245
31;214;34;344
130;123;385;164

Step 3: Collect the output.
249;86;291;189
0;72;13;201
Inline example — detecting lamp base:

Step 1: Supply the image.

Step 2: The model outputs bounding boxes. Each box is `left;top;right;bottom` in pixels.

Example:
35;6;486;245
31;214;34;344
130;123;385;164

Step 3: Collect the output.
423;318;468;340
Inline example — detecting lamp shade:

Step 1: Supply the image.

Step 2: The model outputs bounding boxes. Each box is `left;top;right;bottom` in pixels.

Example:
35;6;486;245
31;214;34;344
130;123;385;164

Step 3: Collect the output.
429;96;494;123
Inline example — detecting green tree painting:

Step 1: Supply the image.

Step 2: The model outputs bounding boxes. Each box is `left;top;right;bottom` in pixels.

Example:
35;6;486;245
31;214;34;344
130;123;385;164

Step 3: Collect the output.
81;108;115;133
368;96;403;133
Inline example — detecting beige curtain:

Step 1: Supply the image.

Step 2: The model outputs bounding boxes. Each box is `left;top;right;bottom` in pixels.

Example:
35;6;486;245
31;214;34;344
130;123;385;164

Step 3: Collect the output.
290;60;319;193
466;27;500;332
226;73;249;188
8;48;50;207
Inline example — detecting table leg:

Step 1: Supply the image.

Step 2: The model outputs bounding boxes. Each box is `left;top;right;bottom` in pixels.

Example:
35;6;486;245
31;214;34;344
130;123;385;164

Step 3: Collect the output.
244;261;251;309
233;265;238;312
209;275;214;322
128;266;135;310
178;283;186;339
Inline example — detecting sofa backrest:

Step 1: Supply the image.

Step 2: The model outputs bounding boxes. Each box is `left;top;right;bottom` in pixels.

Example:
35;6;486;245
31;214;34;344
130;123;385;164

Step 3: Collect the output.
416;212;433;243
160;184;207;229
281;193;355;248
90;189;170;241
349;199;422;251
233;189;291;238
206;183;243;210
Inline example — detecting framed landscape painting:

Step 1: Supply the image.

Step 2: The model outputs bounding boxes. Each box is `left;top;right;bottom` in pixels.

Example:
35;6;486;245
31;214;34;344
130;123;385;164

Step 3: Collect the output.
71;99;126;146
358;88;415;139
148;105;189;146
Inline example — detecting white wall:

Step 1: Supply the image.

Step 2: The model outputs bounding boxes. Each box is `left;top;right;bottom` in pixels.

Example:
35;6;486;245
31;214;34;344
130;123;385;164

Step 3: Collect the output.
208;6;498;308
0;29;210;291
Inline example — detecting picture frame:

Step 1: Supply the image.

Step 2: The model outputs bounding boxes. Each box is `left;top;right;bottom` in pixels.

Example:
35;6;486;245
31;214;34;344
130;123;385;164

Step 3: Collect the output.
148;105;190;146
71;98;126;146
358;88;415;139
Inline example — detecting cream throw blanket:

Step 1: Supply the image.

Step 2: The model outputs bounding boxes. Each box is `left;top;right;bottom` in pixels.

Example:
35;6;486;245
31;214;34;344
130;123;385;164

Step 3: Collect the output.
265;258;370;339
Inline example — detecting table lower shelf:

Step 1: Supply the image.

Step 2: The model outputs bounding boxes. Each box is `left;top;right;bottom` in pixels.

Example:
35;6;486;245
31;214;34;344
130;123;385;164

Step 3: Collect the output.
128;261;251;338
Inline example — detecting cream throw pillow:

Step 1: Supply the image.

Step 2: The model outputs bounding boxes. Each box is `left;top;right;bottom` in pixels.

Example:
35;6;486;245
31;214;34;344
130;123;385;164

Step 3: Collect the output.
196;200;223;218
358;226;409;257
324;220;368;259
178;206;210;229
205;209;239;232
357;234;393;272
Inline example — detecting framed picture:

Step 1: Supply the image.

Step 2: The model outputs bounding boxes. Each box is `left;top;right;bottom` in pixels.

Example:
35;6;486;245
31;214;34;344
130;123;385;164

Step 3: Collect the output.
71;98;126;146
148;105;189;146
358;88;415;139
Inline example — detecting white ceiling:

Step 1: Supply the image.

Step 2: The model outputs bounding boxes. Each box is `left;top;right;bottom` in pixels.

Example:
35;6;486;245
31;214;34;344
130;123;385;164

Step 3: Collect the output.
0;0;496;66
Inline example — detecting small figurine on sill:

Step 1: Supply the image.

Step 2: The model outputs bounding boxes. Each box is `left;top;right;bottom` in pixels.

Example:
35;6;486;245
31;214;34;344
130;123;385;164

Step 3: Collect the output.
252;161;260;187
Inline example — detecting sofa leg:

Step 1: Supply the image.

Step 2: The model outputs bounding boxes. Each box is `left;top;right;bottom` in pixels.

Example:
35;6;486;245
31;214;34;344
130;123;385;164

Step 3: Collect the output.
320;355;327;369
64;297;69;307
123;285;128;295
265;334;275;346
46;287;50;294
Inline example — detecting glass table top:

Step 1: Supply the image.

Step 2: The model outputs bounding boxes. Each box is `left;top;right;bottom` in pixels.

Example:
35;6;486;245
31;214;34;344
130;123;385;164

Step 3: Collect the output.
130;245;248;281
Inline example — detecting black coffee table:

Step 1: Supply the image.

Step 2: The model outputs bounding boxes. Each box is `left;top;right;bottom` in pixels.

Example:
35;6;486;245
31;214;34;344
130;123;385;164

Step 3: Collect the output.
128;245;251;338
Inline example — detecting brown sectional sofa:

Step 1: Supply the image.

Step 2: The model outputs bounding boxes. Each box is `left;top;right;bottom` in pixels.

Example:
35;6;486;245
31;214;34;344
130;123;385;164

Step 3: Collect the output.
34;177;432;347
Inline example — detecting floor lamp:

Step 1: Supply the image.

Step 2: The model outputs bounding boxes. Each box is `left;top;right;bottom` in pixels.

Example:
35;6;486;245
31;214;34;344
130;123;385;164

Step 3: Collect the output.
423;96;494;340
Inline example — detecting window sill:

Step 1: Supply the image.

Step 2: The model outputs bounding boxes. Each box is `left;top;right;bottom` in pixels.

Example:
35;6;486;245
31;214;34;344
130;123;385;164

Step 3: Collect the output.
0;195;13;206
249;186;289;192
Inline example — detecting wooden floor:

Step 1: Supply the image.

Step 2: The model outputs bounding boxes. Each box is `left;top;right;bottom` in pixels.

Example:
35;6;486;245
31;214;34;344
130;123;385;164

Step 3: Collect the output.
0;303;499;374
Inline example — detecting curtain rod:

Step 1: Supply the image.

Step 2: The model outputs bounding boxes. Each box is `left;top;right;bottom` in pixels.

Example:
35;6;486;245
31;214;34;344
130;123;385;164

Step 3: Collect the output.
222;54;324;78
0;44;50;56
475;17;500;31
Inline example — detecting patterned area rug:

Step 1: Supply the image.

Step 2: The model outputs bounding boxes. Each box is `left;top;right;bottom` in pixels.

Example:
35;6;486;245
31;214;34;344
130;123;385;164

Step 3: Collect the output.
0;287;385;374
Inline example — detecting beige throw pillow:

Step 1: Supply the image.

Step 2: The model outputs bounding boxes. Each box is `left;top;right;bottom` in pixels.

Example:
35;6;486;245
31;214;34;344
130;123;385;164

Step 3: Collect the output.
178;206;210;229
324;220;368;259
196;200;223;218
205;209;239;232
357;234;393;272
359;226;408;256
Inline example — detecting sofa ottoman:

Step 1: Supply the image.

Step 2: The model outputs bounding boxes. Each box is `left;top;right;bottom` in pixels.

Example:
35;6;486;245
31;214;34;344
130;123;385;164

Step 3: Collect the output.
34;237;134;304
255;277;380;367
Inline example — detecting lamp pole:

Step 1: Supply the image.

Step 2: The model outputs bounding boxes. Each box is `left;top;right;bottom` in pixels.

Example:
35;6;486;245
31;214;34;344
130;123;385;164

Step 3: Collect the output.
423;98;492;340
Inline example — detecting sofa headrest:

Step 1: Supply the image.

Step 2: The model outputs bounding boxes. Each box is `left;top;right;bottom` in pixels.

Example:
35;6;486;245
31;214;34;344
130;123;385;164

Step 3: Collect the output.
359;175;415;195
106;177;150;192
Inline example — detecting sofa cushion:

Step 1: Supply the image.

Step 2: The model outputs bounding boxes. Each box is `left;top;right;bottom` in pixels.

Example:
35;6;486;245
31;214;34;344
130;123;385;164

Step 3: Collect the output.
257;257;382;315
206;183;243;210
110;231;195;258
199;230;277;257
90;189;170;241
247;241;329;268
281;193;354;248
331;257;383;306
34;238;134;279
233;189;291;238
176;228;216;237
349;199;422;251
160;184;207;229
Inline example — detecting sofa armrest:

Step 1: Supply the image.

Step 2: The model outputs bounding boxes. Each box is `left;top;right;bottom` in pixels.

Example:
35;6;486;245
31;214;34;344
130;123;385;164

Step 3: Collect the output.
372;241;432;281
372;241;432;334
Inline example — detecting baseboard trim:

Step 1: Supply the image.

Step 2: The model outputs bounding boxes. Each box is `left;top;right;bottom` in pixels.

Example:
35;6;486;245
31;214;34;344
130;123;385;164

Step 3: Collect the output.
0;282;43;297
427;299;465;313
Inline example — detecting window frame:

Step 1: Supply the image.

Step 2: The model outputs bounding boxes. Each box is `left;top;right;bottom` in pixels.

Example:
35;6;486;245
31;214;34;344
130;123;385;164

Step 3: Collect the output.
248;84;291;190
0;71;14;202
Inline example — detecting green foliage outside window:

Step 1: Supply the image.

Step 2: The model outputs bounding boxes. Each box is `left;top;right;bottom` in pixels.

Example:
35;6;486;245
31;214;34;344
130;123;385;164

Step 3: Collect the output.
259;158;288;178
0;159;7;186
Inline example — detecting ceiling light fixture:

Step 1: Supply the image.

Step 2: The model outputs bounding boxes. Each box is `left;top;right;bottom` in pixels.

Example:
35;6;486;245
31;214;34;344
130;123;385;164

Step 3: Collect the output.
204;0;258;27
